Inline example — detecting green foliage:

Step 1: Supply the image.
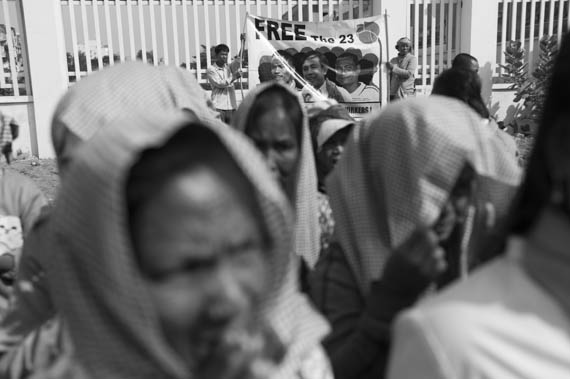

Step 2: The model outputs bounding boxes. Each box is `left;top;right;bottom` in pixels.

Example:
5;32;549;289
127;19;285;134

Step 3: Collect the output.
500;36;558;135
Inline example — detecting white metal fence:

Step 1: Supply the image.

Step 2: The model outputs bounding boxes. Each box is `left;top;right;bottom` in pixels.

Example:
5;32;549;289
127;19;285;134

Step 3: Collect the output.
59;0;372;87
0;0;31;101
405;0;462;94
496;0;569;79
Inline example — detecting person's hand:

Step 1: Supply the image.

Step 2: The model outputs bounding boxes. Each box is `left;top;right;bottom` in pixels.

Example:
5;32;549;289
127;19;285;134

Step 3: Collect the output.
393;228;447;280
385;62;394;71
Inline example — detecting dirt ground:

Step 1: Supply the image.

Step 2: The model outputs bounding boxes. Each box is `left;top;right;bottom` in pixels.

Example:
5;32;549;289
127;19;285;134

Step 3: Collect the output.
1;157;59;203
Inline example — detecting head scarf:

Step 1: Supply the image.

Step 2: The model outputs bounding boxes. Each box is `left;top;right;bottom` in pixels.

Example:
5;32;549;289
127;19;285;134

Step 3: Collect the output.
327;96;522;295
232;82;321;268
51;61;218;144
46;110;328;378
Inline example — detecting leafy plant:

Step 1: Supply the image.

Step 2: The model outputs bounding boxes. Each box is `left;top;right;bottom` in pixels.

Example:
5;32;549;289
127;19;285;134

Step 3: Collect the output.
500;35;558;135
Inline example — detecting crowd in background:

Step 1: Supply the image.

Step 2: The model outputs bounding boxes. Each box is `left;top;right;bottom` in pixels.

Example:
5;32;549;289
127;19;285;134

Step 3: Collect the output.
0;30;568;379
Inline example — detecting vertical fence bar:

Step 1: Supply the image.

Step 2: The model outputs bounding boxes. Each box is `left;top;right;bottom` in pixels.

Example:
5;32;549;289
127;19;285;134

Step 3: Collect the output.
192;0;202;77
430;0;436;84
125;0;136;60
520;0;527;44
309;0;314;21
92;0;103;69
421;0;427;89
171;0;180;65
138;0;147;63
500;0;508;75
1;0;19;94
68;2;82;80
511;0;518;41
257;0;261;16
414;0;419;57
348;0;353;19
447;0;452;67
298;0;303;20
235;0;242;51
539;0;546;36
182;0;191;68
115;0;126;61
204;0;212;73
529;0;536;74
159;0;168;64
224;0;231;49
278;0;284;20
438;0;444;72
327;0;332;20
557;0;564;42
454;0;460;52
149;0;159;65
548;0;555;35
359;0;363;18
268;0;273;18
103;0;115;64
214;0;220;42
80;0;93;73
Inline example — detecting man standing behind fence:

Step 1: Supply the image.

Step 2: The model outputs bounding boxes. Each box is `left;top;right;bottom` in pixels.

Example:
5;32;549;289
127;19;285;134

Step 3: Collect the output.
207;44;240;123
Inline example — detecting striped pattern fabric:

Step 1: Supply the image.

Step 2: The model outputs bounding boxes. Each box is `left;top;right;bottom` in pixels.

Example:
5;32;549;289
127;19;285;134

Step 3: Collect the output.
52;61;219;142
232;82;322;269
327;96;522;295
44;68;328;378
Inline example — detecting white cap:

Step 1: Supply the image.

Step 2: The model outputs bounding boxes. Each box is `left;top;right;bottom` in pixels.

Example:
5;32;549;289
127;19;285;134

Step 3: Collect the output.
317;119;354;152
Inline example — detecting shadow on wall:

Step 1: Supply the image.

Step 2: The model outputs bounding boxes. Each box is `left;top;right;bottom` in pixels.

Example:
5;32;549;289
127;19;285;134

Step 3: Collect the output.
480;61;493;106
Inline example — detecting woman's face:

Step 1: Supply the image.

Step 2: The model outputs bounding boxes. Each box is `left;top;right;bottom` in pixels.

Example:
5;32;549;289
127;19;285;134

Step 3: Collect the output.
132;156;269;371
316;126;352;179
271;57;293;84
247;107;300;200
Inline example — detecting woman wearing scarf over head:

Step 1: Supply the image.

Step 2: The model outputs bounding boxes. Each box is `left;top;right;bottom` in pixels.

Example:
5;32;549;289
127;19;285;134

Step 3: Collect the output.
388;32;570;379
0;62;219;378
231;82;321;287
37;92;329;378
309;96;521;379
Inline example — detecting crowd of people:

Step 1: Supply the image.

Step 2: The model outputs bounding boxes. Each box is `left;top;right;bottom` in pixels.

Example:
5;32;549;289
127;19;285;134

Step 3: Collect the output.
0;30;569;379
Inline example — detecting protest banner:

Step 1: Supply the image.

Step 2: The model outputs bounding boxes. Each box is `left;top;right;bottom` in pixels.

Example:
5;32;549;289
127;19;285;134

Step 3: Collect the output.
245;14;388;117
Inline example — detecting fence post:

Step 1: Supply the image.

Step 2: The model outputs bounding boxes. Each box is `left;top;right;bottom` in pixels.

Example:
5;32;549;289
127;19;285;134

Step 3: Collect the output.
460;0;498;105
20;0;68;158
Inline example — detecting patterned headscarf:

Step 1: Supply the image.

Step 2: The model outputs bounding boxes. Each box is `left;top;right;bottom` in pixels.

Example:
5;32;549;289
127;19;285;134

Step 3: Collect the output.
46;108;328;378
327;96;522;295
51;61;217;144
232;82;321;268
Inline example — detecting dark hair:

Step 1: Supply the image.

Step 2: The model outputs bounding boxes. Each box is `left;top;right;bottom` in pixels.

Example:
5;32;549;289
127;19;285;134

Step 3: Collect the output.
275;50;294;66
303;51;329;69
245;85;303;144
336;52;359;67
508;32;570;235
126;123;265;256
452;53;478;72
214;44;230;55
432;68;490;119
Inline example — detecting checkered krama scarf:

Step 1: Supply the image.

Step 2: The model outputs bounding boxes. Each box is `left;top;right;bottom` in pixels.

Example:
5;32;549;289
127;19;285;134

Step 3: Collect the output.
327;96;522;295
46;107;328;377
51;61;218;144
232;82;321;268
